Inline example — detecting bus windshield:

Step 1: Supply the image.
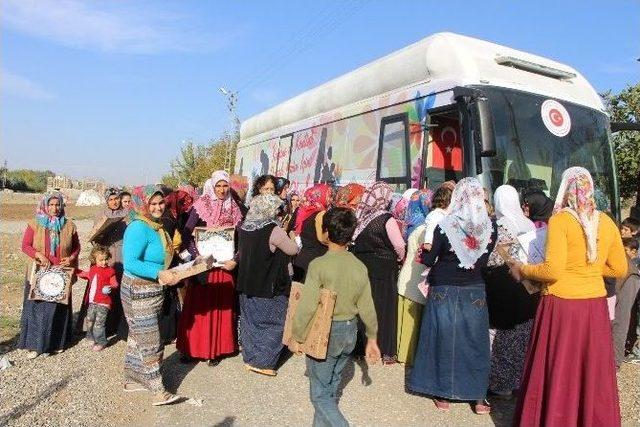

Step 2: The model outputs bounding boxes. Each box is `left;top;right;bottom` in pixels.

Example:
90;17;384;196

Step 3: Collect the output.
480;86;617;217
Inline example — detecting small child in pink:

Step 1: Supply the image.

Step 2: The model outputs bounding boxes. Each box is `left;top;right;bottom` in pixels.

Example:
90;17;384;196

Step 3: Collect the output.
78;246;118;351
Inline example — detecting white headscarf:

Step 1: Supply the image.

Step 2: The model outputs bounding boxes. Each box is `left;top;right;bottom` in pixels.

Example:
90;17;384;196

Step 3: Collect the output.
554;166;599;263
439;177;493;269
494;185;536;236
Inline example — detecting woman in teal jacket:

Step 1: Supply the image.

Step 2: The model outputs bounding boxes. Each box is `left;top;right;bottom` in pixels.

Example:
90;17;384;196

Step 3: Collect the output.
122;185;180;406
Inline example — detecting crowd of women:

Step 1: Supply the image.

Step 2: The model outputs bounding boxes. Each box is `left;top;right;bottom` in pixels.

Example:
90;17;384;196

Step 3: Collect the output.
17;166;631;425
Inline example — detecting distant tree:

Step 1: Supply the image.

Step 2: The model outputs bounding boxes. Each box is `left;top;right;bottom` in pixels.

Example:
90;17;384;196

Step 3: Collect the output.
162;130;238;188
602;83;640;200
5;169;55;192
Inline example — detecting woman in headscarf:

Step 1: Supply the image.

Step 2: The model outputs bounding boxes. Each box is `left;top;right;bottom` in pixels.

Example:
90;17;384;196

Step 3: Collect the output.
19;191;80;359
164;188;196;233
292;183;332;282
281;191;300;232
236;194;299;376
121;185;181;406
250;174;277;198
176;171;242;366
521;188;554;228
275;177;290;200
396;184;452;366
352;182;406;363
408;177;497;414
404;190;431;239
509;167;627;426
390;192;410;239
484;185;539;399
334;183;365;211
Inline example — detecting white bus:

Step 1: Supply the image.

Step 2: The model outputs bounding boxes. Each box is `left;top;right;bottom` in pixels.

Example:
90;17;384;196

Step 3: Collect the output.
235;32;618;217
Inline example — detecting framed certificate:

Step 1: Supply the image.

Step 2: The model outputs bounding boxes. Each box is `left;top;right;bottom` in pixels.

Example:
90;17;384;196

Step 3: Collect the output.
28;264;72;304
194;227;235;265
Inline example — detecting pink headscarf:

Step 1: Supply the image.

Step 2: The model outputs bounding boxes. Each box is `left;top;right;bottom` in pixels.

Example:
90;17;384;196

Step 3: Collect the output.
192;170;242;228
294;183;332;235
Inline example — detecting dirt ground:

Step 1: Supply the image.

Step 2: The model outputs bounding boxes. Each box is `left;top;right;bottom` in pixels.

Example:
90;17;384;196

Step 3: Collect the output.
1;193;639;426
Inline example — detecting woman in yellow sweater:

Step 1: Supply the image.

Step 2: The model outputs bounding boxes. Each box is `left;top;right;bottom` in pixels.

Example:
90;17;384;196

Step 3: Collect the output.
510;167;627;427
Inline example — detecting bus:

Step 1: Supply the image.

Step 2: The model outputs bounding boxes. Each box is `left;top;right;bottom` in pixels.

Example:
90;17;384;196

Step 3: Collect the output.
235;32;618;218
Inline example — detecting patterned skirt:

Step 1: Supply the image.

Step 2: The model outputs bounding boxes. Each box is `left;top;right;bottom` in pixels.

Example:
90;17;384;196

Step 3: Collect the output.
239;294;288;370
120;274;165;392
488;319;533;394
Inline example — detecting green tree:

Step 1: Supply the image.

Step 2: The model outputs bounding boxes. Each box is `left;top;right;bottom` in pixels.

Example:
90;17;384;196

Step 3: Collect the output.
5;169;55;192
602;83;640;200
162;130;238;188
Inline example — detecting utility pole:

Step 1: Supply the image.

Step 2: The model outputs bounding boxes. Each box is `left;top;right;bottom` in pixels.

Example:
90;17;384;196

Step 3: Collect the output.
1;160;7;190
219;87;240;172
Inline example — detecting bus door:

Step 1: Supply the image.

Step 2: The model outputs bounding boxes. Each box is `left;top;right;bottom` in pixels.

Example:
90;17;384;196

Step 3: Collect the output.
421;107;464;190
376;113;411;192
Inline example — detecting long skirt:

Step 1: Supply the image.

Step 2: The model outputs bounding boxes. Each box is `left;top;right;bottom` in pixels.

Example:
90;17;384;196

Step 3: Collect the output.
239;294;288;370
407;284;490;401
488;319;533;394
177;270;237;360
514;295;620;427
18;278;72;354
120;274;165;392
396;295;423;366
358;266;398;358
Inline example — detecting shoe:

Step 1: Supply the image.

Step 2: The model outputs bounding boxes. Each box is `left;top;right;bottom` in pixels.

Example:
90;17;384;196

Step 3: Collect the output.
53;349;64;354
40;353;50;358
433;399;450;411
207;359;220;367
382;356;397;365
474;400;491;415
244;363;277;376
624;354;640;364
26;351;39;359
92;344;105;352
152;391;181;406
123;383;147;393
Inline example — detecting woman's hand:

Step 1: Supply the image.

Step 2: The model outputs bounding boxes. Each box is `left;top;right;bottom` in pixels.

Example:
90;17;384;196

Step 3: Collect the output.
221;260;237;271
34;252;51;268
158;270;179;286
508;261;524;282
288;230;297;240
59;256;72;267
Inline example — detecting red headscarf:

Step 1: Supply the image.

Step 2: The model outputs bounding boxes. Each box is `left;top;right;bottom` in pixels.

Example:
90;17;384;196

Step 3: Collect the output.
335;183;365;211
294;183;332;235
164;190;195;220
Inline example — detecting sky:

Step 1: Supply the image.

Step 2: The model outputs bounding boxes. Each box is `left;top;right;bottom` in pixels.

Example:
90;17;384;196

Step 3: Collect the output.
1;0;639;186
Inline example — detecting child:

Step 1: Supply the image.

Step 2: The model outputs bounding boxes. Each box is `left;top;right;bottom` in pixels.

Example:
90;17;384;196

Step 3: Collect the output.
292;207;380;426
620;217;640;239
612;238;640;368
78;246;118;351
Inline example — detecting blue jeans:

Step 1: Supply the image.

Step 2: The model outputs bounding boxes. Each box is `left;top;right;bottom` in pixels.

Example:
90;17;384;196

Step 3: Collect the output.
306;319;357;427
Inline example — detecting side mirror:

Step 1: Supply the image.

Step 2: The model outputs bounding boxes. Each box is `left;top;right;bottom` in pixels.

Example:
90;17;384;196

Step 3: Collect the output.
471;96;496;157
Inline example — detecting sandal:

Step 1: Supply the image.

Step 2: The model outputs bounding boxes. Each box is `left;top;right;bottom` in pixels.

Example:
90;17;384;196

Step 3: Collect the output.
152;391;181;406
26;351;39;360
434;399;450;411
123;383;147;393
474;400;491;415
207;359;220;367
244;363;276;377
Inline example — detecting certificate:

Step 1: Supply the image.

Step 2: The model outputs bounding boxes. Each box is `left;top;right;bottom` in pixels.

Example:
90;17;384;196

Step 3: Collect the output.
194;227;235;265
29;264;73;304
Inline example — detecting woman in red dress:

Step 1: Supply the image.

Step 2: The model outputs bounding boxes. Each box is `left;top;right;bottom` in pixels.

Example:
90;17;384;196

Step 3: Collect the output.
177;170;243;366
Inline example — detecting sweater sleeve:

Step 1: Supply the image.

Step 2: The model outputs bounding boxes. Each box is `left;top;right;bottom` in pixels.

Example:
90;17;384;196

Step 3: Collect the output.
420;226;445;267
385;218;406;261
521;214;567;282
356;273;378;339
292;262;322;342
123;222;162;280
21;225;37;259
602;220;628;279
182;208;200;257
270;226;300;255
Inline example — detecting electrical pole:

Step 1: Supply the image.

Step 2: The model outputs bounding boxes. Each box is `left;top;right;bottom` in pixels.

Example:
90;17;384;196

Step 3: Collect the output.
1;160;7;190
219;87;239;172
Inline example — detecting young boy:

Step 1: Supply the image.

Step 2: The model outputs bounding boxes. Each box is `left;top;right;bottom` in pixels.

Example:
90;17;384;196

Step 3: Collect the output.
612;237;640;368
78;246;118;351
620;217;640;239
292;207;380;427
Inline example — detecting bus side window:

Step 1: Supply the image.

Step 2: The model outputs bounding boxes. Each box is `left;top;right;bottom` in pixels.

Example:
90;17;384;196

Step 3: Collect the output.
377;113;410;191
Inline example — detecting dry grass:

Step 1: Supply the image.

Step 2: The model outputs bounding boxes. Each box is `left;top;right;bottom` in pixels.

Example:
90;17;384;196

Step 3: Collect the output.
0;203;101;221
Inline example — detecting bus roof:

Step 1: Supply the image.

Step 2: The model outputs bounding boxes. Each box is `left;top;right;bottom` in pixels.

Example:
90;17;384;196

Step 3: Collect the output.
241;32;604;142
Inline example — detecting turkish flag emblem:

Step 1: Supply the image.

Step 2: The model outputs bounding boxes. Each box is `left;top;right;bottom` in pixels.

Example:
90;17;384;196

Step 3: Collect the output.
429;117;462;171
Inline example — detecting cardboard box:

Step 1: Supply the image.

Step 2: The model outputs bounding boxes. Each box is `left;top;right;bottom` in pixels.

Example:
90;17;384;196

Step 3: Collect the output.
89;216;126;243
167;255;216;282
282;282;337;360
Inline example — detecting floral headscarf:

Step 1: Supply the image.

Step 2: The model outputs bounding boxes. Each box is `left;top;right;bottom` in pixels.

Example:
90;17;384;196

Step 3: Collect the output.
165;190;195;220
439;177;493;269
103;187;121;203
335;183;365;211
390;193;409;237
294;183;332;234
554;166;599;263
405;191;432;239
353;181;393;240
241;194;284;232
494;185;536;236
193;170;243;228
35;191;67;255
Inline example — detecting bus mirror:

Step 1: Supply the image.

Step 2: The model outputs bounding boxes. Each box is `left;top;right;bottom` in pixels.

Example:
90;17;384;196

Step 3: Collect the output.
473;97;496;157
